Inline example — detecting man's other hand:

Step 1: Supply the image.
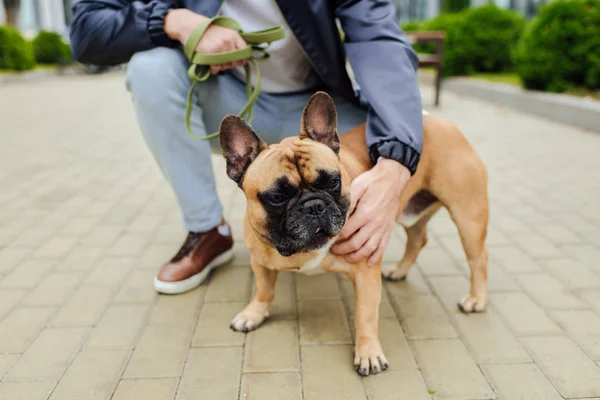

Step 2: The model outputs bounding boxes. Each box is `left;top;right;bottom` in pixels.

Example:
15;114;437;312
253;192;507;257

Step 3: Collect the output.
164;9;248;74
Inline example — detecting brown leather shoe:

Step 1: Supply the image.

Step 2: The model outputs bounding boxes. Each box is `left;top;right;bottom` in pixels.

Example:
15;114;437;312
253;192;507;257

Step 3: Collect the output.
153;219;234;294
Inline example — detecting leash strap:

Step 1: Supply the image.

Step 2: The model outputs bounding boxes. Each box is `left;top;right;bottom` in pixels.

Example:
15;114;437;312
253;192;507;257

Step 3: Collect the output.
183;16;285;140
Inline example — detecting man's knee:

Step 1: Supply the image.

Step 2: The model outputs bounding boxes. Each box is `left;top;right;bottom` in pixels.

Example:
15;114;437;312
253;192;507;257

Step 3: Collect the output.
126;47;189;103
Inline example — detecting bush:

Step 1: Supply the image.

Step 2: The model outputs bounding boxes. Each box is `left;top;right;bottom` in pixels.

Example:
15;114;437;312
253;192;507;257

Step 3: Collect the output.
403;5;525;76
516;0;600;92
32;30;72;65
0;26;35;71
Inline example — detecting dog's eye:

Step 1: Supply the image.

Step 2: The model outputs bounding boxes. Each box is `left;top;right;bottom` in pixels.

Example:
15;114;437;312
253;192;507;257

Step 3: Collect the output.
267;193;289;206
327;177;340;191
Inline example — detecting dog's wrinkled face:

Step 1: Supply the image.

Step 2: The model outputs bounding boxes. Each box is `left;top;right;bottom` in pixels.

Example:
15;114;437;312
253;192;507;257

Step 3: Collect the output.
220;92;349;256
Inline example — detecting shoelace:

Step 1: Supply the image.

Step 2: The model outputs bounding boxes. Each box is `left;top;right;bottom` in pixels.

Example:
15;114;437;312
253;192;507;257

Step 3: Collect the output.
183;16;285;140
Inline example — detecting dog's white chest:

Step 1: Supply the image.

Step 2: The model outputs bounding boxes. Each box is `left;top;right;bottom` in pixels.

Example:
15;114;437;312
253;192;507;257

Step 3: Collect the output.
297;244;332;275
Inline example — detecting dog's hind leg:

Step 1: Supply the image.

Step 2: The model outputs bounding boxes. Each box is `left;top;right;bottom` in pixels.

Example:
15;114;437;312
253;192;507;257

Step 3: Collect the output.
382;193;441;281
230;256;278;332
448;200;489;313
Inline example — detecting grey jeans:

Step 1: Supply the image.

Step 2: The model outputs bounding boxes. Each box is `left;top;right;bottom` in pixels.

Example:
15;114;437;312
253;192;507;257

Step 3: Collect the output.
125;47;366;233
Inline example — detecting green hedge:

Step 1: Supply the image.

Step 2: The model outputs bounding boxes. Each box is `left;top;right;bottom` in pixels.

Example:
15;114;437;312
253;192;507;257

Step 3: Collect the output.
0;26;35;71
515;0;600;92
401;5;525;76
32;30;72;65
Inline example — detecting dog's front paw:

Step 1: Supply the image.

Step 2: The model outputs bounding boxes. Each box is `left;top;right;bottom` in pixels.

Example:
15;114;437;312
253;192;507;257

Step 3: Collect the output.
354;338;389;376
229;304;269;332
458;294;487;313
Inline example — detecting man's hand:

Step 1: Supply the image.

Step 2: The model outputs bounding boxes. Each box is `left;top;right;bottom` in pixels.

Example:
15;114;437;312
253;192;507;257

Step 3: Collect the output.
164;9;248;75
331;159;410;266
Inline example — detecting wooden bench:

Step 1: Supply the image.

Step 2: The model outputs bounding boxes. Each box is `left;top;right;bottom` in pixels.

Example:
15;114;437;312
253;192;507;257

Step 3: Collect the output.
406;31;445;106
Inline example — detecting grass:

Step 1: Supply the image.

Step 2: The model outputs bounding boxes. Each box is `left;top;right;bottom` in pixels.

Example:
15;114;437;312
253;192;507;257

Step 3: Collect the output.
471;72;599;101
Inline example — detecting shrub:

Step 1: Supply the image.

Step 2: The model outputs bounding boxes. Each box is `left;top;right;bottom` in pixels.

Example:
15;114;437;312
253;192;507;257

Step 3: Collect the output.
32;30;72;65
403;5;525;76
0;26;35;71
515;0;600;92
446;5;525;75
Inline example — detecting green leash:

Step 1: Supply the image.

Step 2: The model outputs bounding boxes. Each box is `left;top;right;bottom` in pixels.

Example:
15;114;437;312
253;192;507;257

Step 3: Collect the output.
184;16;285;140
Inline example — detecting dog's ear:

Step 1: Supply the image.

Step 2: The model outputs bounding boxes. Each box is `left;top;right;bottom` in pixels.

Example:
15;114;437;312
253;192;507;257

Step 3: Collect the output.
219;115;267;184
300;91;340;154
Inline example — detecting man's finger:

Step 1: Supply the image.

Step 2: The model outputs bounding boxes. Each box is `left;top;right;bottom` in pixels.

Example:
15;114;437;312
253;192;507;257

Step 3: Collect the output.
210;65;221;75
345;234;380;263
337;205;370;241
234;34;248;50
332;223;374;255
368;229;391;267
220;62;234;70
348;178;368;217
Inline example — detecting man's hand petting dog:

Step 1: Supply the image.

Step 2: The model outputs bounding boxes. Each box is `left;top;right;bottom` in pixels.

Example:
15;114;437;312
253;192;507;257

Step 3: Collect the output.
331;159;410;266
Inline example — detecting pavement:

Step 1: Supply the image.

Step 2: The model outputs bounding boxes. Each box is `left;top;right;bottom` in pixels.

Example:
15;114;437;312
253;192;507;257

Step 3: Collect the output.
1;73;600;400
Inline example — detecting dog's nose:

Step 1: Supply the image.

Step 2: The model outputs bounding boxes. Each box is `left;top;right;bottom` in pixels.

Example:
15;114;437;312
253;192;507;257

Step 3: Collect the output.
302;199;326;216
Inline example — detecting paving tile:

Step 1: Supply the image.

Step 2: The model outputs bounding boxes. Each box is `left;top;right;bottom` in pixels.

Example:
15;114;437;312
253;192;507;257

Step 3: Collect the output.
483;363;562;400
299;299;351;345
416;247;461;276
83;257;134;287
176;347;242;400
297;273;341;299
363;369;430;400
5;327;90;381
0;381;57;400
384;268;431;298
522;336;600;398
85;305;150;350
60;216;101;236
32;236;79;258
0;289;28;320
490;245;542;273
560;244;600;271
543;258;600;289
107;233;149;256
0;258;56;289
392;294;458;339
511;232;565;258
240;373;302;400
301;346;365;400
114;269;158;304
244;319;299;372
0;354;19;379
192;302;246;347
21;271;86;306
149;287;204;325
516;273;587;309
112;378;178;400
428;275;532;363
204;265;251;302
50;285;117;327
124;325;193;378
553;310;600;360
81;226;122;246
581;290;600;313
492;292;562;336
55;246;103;271
0;307;55;352
411;339;495;399
49;350;130;400
0;247;30;273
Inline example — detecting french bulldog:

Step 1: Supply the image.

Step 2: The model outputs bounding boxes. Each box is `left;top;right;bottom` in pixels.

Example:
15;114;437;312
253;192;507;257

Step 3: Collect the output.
219;92;489;376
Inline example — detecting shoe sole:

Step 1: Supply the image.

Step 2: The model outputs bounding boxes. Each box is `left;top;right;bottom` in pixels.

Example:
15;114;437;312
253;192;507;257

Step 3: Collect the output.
153;249;234;294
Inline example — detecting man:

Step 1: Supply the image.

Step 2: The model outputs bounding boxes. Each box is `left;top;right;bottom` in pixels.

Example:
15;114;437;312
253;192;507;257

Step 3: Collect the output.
69;0;423;294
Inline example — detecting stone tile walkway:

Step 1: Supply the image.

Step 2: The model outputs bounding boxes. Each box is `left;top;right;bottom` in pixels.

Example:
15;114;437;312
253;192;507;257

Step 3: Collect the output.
1;73;600;400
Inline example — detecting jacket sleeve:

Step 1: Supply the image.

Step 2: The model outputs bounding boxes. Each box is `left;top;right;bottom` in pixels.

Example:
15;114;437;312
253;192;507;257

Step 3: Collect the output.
69;0;180;66
335;0;423;175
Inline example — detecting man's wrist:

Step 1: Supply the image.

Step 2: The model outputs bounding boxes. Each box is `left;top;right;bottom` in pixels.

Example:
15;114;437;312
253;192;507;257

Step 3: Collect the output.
376;157;410;180
164;9;209;44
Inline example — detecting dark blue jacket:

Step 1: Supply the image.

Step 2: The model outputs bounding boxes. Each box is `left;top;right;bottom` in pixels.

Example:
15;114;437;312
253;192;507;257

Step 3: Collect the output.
69;0;423;174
